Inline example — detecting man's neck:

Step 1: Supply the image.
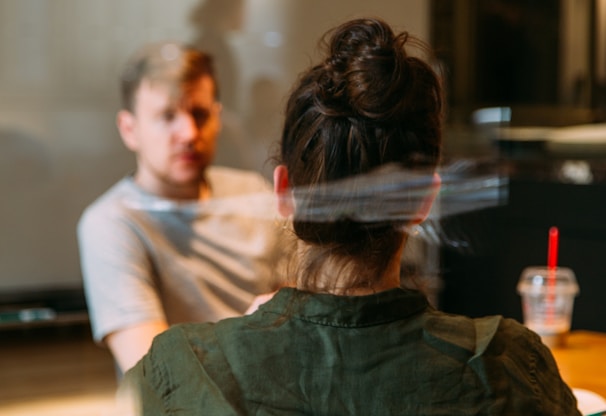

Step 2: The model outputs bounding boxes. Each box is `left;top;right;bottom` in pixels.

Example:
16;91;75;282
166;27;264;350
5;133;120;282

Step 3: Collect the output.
133;172;210;201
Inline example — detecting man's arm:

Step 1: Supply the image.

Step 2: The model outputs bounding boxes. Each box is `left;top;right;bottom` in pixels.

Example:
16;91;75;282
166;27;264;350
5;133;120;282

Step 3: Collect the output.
245;291;278;315
77;198;168;373
106;320;169;373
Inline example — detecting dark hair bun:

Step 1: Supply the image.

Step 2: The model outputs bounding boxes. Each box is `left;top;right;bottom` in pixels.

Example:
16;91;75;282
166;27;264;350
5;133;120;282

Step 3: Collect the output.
317;18;412;121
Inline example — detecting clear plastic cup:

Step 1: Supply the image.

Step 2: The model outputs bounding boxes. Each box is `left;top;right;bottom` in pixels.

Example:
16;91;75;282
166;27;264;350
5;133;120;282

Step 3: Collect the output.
516;266;579;348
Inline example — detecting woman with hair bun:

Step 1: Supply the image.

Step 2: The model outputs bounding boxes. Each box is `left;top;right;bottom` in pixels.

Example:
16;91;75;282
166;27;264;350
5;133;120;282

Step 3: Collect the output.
118;18;580;415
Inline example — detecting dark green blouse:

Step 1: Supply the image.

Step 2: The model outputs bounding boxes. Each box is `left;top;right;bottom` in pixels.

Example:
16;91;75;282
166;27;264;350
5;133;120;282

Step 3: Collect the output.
119;287;580;415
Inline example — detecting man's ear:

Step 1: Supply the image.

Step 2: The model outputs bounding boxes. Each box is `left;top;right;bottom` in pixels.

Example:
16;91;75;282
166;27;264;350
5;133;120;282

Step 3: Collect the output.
116;110;138;152
414;172;441;224
274;164;294;218
215;101;223;134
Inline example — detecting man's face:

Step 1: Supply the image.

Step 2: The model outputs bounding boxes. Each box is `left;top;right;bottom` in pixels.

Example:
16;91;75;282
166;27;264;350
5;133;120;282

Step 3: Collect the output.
118;75;221;198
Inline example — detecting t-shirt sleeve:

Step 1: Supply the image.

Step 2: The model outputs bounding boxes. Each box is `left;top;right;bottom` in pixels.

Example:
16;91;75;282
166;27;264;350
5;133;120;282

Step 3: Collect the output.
77;204;165;343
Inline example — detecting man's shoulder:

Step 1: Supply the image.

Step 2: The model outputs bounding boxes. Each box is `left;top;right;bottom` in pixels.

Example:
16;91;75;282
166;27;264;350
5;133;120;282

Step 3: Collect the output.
78;177;136;226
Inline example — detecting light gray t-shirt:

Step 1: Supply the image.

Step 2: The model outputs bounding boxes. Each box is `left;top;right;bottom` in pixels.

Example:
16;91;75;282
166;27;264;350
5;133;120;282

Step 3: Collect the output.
78;166;283;342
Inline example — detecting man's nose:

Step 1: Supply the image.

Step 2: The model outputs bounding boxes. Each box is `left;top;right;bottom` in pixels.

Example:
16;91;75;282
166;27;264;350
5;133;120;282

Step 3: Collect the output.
175;112;199;141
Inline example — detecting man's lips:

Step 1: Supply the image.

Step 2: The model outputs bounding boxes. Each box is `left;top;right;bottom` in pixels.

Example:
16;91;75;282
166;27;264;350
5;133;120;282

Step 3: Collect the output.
176;152;202;163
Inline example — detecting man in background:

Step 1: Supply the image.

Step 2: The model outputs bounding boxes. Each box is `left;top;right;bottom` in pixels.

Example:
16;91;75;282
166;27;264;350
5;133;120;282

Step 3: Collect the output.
77;42;282;373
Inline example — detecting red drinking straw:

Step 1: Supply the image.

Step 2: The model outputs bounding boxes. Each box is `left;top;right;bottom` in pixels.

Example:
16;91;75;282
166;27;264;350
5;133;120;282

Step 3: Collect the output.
546;226;559;323
548;226;559;270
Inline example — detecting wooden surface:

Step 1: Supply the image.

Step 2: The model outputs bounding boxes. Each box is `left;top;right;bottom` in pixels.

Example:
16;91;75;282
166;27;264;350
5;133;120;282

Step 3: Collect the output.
551;330;606;398
0;324;117;416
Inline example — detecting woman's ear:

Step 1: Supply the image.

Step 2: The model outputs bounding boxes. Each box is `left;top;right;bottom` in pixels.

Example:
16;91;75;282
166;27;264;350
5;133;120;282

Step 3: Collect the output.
414;172;441;224
116;110;138;152
274;165;294;218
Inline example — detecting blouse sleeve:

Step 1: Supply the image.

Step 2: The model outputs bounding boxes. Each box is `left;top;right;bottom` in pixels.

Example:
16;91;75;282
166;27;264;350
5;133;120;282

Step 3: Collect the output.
487;318;581;415
116;323;242;415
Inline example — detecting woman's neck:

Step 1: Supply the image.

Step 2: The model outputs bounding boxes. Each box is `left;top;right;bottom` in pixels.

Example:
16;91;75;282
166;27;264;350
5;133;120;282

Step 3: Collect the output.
296;240;405;296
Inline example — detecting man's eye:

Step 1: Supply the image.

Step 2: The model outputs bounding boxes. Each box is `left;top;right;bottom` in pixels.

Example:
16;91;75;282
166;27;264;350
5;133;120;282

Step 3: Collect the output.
162;111;177;122
191;109;210;126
